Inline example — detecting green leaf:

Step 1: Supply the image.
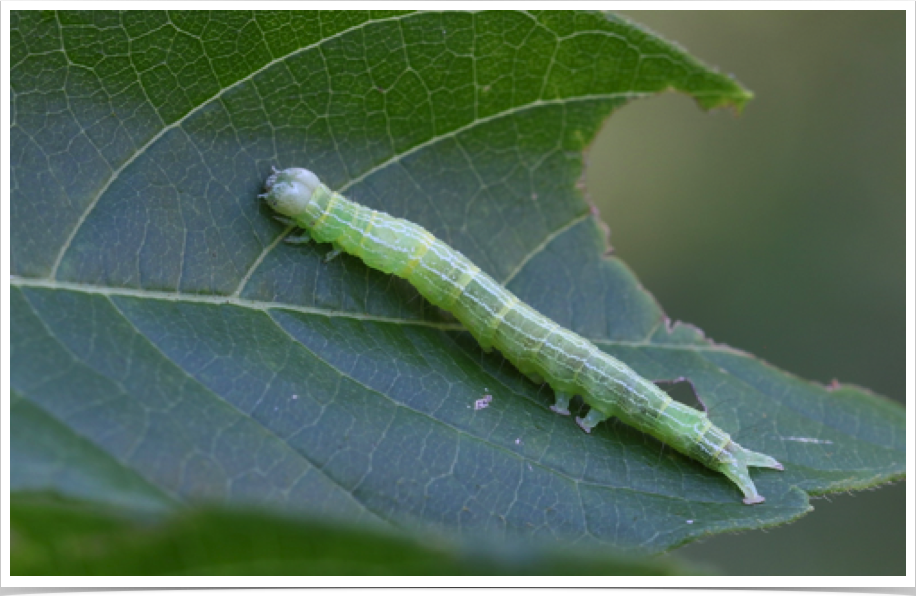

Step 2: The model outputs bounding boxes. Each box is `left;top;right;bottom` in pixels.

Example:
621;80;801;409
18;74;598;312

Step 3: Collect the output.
10;494;703;575
10;9;903;560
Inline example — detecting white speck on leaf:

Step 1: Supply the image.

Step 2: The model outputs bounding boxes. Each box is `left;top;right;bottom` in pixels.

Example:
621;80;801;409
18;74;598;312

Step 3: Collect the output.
474;394;493;411
781;436;833;445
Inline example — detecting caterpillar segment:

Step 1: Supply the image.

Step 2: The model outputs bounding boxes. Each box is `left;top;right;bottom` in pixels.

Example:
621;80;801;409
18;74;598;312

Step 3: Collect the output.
263;167;783;505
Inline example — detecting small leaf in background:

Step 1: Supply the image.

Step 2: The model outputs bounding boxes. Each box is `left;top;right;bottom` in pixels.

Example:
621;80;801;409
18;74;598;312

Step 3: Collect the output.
10;495;706;575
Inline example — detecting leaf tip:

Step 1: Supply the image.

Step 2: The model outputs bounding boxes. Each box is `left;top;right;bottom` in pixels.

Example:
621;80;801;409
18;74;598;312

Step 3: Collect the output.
695;85;754;115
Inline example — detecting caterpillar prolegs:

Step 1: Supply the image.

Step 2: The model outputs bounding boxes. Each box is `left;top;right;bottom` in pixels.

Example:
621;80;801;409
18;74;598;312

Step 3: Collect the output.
262;167;784;504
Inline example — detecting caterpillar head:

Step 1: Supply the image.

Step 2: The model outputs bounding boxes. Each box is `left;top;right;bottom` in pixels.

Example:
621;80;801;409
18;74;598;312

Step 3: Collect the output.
263;167;321;217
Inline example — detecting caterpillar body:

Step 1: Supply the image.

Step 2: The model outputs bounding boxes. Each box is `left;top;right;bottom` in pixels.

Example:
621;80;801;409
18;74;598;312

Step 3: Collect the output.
262;167;783;504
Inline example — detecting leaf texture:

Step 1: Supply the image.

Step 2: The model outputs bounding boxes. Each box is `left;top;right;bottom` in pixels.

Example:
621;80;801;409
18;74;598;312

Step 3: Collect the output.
9;10;903;555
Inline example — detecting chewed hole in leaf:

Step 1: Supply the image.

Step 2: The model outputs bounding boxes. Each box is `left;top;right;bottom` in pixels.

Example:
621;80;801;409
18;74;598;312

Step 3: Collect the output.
656;379;706;413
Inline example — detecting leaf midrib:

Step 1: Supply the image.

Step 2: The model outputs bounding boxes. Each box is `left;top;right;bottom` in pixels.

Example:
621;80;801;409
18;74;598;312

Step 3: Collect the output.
14;275;740;352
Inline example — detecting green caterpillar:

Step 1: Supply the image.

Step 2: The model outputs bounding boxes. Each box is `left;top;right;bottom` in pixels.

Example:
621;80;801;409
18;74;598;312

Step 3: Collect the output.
262;167;783;504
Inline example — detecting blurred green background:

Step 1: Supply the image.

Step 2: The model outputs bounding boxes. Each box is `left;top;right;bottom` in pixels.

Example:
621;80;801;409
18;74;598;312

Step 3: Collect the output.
587;11;905;575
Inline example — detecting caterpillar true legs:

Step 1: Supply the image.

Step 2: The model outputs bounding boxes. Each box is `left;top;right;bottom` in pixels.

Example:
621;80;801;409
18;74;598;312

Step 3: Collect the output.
262;167;783;505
